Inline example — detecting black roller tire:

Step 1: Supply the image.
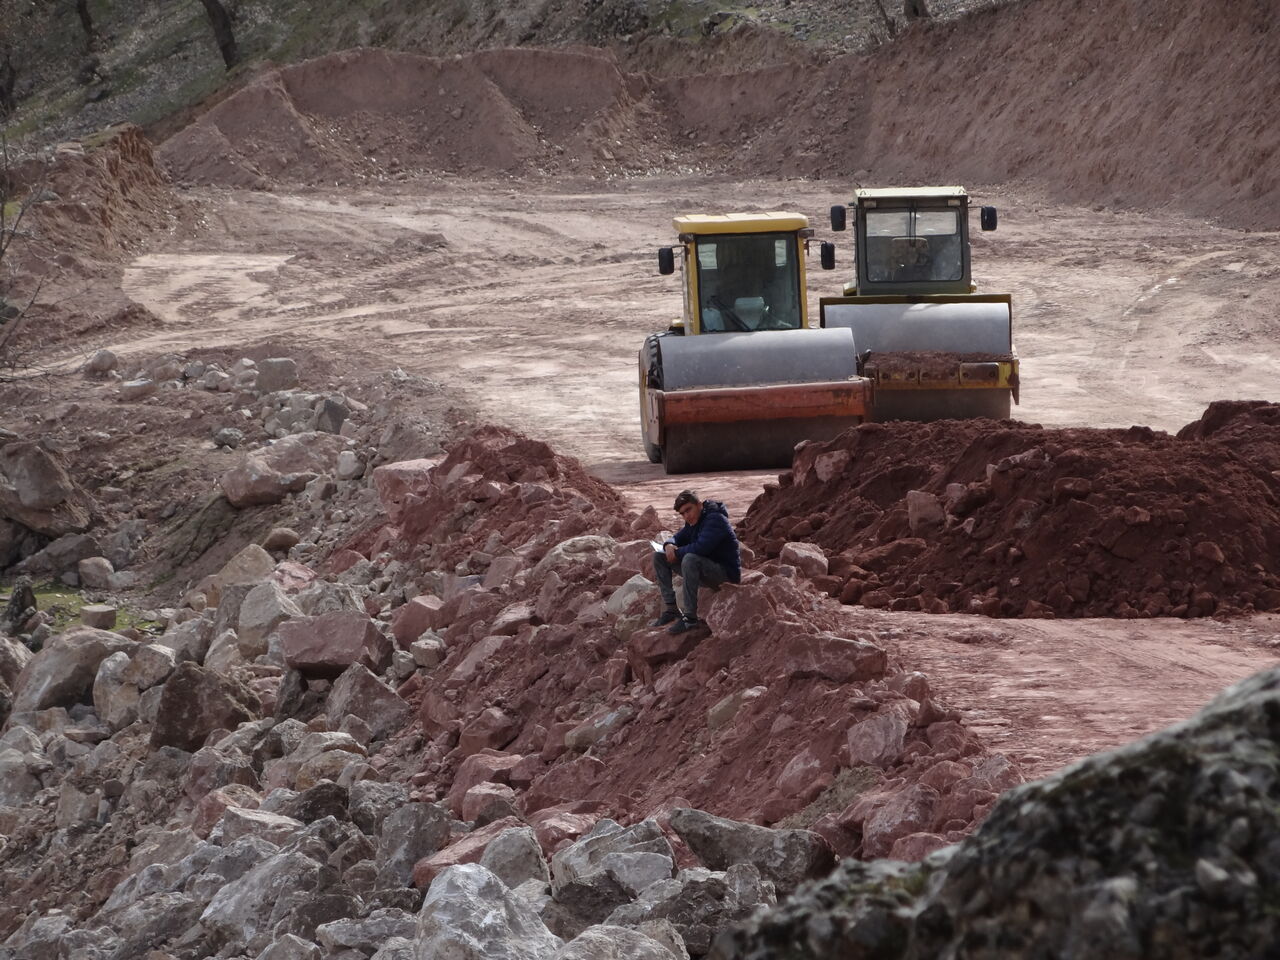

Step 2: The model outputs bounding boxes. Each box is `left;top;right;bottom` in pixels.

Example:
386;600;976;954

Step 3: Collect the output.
640;335;663;463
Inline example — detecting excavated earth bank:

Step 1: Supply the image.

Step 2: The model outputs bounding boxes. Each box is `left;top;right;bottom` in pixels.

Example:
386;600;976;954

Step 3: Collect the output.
157;0;1280;228
741;401;1280;619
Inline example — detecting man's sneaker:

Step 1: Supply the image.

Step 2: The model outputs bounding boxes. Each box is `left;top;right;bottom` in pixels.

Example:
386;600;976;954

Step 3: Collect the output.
651;608;680;627
668;615;701;635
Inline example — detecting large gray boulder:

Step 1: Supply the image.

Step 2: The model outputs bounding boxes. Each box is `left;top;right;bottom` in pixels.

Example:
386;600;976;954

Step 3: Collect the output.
610;864;775;957
107;892;205;958
556;924;685;960
0;747;41;805
316;908;417;954
416;863;562;960
200;851;324;954
325;663;411;741
238;580;302;655
667;808;834;894
0;440;94;536
157;615;215;664
375;802;454;886
151;661;261;752
712;665;1280;960
11;627;134;712
350;780;409;836
552;818;675;900
93;650;140;731
545;819;676;939
480;825;551;889
220;432;346;508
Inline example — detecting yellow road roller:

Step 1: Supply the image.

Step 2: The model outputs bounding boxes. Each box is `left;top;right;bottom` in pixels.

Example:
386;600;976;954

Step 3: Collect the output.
821;186;1019;421
639;212;871;474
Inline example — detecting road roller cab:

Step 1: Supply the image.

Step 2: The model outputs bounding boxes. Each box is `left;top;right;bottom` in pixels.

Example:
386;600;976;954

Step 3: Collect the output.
639;212;870;474
822;187;1020;422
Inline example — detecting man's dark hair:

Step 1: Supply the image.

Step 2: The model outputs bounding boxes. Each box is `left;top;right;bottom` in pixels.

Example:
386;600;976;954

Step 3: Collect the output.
673;490;700;511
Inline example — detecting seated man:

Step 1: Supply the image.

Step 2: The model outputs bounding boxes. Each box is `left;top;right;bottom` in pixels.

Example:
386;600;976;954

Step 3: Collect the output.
889;236;933;282
652;489;742;634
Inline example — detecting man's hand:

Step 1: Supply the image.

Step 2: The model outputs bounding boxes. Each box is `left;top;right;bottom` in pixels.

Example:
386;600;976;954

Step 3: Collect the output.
664;543;677;565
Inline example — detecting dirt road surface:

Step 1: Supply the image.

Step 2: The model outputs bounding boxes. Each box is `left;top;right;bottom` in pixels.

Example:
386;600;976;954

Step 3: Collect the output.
109;175;1280;777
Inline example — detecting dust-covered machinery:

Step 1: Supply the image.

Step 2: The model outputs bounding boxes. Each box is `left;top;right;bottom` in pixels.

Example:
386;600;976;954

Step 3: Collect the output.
639;212;871;474
821;187;1019;421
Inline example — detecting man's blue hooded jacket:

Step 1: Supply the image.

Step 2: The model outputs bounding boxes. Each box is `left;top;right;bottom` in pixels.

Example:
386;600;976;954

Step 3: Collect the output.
669;499;742;583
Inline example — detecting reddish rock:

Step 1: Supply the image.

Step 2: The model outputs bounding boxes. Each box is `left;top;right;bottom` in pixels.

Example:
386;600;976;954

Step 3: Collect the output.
522;755;607;814
461;781;518;823
490;600;535;636
372;459;440;523
448;634;509;683
888;831;951;861
862;783;939;858
775;748;831;800
918;760;972;792
392;595;445;646
411;815;524;888
779;542;828;577
926;720;977;756
508;754;545;789
458;707;521;757
482;556;522;590
626;627;701;686
784;633;887;684
446;750;523;815
421;689;463;734
529;808;601;854
272;561;318;592
701;583;779;643
327;549;367;575
841;706;913;769
279;611;384;679
968;754;1024;792
193;784;261;839
933;783;997;824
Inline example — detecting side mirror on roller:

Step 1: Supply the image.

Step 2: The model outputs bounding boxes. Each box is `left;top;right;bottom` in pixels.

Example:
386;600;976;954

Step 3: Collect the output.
657;247;675;275
830;205;847;232
820;242;836;271
980;206;998;231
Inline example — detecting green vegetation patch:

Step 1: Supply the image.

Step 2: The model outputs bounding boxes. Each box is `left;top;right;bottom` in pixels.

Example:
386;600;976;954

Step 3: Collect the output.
29;582;160;633
776;764;880;830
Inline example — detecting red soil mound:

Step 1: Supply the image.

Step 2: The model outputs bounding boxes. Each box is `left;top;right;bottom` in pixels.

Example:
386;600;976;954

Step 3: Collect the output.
740;402;1280;619
354;425;1022;860
158;0;1279;228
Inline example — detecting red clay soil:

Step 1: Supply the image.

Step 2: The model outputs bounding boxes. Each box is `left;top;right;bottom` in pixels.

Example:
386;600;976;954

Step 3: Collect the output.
354;425;1024;861
156;0;1279;228
740;401;1280;619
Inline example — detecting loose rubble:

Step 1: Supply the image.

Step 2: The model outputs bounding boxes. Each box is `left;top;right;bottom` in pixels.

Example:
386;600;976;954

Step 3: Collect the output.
0;424;1017;958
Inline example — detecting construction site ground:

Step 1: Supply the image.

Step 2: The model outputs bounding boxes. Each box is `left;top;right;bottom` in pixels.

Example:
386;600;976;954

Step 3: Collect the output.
66;173;1280;782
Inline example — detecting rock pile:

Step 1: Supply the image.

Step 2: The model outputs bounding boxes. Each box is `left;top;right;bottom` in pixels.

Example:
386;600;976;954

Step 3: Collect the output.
0;424;1018;958
713;663;1280;959
741;402;1280;618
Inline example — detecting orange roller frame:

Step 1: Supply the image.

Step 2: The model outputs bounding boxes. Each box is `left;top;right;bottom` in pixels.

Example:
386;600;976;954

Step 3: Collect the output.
657;380;871;426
